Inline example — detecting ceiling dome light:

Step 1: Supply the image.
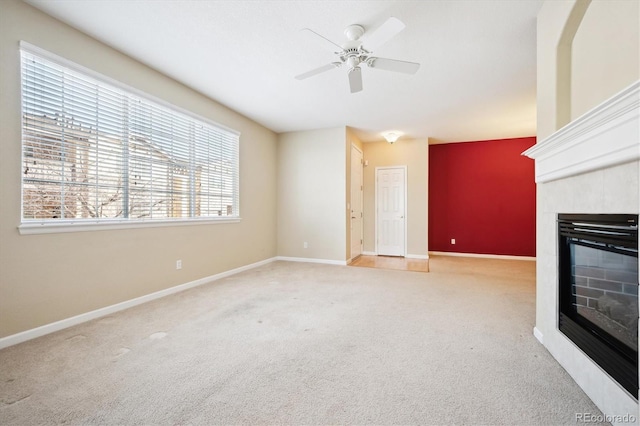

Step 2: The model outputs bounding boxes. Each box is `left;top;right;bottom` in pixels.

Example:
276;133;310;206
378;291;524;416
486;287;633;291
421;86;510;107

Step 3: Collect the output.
383;132;400;144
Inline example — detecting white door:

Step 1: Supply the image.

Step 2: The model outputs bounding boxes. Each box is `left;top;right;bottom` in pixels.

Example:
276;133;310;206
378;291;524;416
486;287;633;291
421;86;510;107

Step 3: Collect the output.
350;145;363;259
376;167;406;256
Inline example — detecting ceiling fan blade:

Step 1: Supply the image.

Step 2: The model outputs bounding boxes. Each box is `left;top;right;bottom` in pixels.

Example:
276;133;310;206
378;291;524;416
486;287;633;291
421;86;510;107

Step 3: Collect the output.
348;67;363;93
295;63;339;80
364;17;405;51
301;28;343;53
368;57;420;74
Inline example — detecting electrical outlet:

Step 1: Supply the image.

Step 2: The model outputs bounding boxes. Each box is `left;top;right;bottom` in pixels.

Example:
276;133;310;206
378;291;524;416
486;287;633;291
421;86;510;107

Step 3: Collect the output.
451;239;456;245
303;242;308;249
176;260;182;270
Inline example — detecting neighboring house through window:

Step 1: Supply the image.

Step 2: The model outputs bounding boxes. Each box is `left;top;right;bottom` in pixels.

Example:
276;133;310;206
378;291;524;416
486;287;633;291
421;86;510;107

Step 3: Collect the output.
20;43;240;227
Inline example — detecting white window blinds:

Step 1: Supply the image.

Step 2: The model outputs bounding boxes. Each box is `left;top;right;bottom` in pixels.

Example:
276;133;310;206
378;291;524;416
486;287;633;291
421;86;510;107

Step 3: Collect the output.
21;44;240;225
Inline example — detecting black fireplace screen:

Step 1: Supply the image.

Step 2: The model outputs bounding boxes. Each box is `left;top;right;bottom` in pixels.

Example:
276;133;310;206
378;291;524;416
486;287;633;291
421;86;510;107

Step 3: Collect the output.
558;214;638;398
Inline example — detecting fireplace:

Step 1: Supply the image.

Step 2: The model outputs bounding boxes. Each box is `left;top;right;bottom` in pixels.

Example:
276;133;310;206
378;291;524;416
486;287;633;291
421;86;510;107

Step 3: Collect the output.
558;214;639;398
523;80;640;416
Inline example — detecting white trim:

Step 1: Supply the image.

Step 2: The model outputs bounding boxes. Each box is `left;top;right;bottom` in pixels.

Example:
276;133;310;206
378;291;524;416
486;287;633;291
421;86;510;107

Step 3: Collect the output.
362;251;377;256
533;327;544;344
276;256;347;266
406;254;429;259
19;218;241;235
523;80;640;183
429;251;536;261
374;165;408;257
0;257;277;350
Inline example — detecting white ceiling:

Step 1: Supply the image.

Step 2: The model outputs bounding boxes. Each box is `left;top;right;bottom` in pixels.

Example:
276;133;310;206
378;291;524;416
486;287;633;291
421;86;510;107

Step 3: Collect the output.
25;0;542;143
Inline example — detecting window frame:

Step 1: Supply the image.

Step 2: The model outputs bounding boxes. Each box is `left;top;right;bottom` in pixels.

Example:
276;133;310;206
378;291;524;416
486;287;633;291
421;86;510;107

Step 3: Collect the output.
18;42;241;235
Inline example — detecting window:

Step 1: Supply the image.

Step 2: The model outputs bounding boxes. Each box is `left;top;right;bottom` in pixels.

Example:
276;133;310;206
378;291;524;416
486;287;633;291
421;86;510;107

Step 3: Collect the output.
20;43;239;231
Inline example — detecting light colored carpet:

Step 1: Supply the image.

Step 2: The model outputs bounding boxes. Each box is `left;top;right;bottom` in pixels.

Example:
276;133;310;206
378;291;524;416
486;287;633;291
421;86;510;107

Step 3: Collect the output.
0;256;607;425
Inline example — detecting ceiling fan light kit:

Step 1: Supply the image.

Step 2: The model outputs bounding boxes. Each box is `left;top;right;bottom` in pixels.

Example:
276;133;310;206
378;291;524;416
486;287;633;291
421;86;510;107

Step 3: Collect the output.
295;17;421;94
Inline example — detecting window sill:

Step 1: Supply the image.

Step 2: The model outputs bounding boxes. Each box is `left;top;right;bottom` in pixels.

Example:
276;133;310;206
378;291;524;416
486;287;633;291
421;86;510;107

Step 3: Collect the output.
18;217;241;235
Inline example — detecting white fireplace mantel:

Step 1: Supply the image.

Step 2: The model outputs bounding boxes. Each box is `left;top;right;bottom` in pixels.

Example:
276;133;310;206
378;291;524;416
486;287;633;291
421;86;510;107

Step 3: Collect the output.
524;81;640;183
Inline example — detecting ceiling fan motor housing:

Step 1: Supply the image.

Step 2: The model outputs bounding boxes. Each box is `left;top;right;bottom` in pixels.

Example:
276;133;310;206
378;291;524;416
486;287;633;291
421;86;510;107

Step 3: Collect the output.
344;47;368;69
344;24;365;41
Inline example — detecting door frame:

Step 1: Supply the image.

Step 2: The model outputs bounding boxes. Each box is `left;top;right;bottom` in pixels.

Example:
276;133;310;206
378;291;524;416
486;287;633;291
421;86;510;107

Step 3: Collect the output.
374;165;408;257
350;144;364;261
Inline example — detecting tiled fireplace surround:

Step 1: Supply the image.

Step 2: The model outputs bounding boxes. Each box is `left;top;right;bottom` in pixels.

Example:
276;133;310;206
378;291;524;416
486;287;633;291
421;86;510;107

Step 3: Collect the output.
525;81;640;424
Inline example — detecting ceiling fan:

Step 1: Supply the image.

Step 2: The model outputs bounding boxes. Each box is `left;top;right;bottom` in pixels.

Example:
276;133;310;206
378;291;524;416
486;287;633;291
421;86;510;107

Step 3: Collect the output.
295;17;420;94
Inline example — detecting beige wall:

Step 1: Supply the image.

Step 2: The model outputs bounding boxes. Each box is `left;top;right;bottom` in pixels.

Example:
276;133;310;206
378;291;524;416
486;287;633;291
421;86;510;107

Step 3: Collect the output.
277;127;347;261
362;139;428;257
0;0;278;338
536;0;582;140
571;0;640;119
537;0;639;138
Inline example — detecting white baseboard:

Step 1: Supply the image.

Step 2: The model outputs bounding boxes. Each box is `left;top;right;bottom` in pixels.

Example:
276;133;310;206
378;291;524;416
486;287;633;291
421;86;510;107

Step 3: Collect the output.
0;257;278;350
429;251;536;261
362;251;376;256
276;256;347;266
406;254;429;260
533;327;544;344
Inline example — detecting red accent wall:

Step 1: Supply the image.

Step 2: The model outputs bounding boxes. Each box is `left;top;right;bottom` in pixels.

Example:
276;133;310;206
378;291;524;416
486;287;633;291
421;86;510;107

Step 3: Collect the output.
428;137;536;257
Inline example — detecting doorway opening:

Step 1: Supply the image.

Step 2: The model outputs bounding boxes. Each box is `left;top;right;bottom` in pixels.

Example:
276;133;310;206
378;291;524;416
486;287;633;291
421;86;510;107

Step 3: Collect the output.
350;145;363;261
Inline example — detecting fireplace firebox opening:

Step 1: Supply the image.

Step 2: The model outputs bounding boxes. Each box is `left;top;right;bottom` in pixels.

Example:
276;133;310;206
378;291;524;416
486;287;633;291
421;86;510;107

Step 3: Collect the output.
558;214;638;399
